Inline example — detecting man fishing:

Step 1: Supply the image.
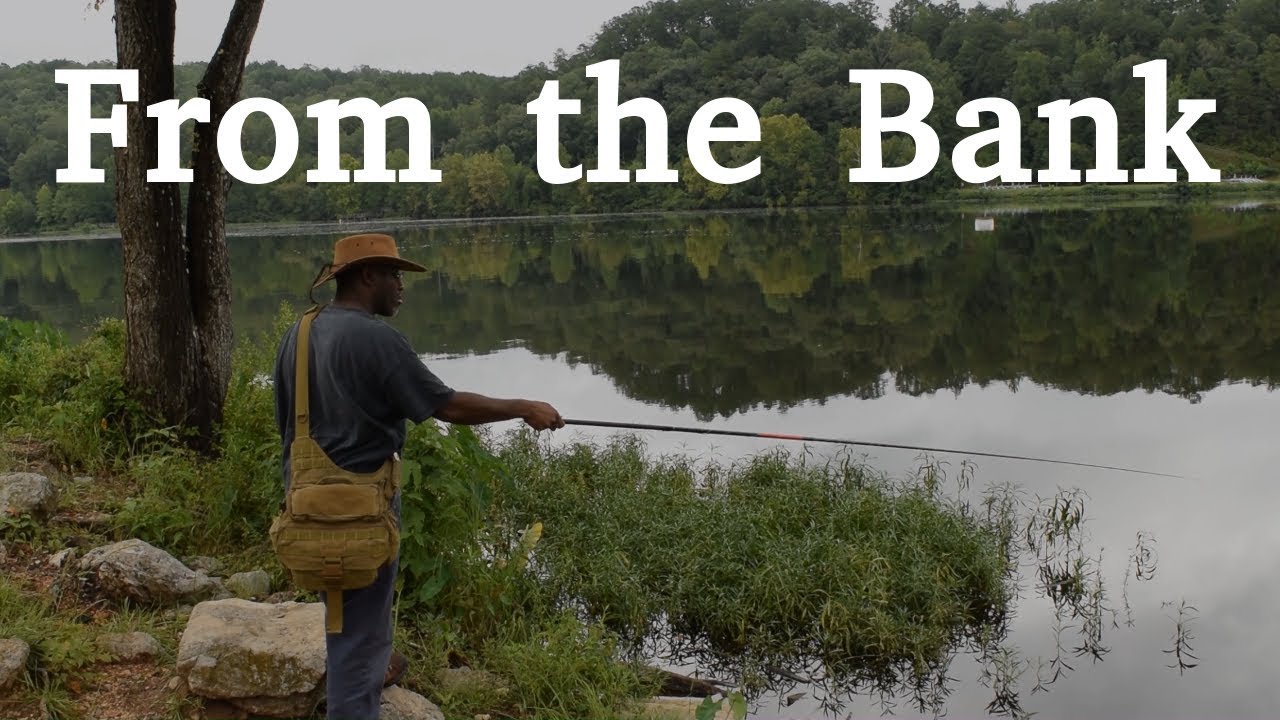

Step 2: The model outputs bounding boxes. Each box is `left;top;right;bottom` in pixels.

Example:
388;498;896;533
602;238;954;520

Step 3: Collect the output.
271;232;564;720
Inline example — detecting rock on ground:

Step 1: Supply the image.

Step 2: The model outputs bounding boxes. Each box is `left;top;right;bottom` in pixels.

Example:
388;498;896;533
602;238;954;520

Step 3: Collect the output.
0;638;30;691
48;548;77;568
176;599;326;718
381;686;446;720
184;556;222;574
226;570;272;599
98;632;163;662
78;539;227;605
0;472;56;519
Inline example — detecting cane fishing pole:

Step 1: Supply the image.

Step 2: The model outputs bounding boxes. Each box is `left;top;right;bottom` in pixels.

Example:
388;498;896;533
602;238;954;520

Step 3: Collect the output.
560;418;1184;479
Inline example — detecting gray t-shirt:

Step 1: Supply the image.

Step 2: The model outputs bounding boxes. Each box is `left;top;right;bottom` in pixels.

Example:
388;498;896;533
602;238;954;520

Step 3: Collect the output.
273;304;455;481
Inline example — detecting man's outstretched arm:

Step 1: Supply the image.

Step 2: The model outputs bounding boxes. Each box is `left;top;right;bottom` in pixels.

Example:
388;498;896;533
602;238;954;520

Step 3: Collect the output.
434;391;564;430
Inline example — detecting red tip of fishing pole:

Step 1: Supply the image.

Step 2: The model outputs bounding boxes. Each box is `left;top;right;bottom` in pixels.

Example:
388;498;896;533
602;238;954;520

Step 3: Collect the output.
759;433;806;440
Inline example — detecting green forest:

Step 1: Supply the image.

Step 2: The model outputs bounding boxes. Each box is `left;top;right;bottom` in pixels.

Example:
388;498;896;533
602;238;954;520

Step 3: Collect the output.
1;0;1279;235
5;205;1278;418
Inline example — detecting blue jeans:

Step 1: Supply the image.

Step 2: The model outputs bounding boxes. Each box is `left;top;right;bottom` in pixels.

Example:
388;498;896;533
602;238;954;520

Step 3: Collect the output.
320;557;397;720
320;492;401;720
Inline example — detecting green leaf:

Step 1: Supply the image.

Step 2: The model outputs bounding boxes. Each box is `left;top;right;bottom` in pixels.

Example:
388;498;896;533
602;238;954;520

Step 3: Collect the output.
729;691;748;719
695;696;723;720
415;567;450;602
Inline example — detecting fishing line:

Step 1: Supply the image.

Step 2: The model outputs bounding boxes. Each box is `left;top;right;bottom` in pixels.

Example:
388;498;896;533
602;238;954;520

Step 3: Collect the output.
561;418;1184;479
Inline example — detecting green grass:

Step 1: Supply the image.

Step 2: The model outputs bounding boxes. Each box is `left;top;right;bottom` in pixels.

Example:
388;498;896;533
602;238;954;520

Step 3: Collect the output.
0;571;197;720
0;577;118;717
486;433;1015;707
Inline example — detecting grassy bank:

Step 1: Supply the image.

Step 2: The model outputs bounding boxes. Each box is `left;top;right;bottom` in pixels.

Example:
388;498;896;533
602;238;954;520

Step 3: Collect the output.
0;311;1089;719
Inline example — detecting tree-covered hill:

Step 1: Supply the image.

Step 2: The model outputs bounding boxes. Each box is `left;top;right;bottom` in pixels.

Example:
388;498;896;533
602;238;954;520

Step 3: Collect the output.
1;0;1278;235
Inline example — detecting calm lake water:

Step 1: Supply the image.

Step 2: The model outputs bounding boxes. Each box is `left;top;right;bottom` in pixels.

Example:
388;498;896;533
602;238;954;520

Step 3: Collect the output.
3;201;1279;718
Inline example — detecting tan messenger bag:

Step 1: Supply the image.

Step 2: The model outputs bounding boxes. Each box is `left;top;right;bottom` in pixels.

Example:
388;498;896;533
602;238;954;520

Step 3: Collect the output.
269;304;401;634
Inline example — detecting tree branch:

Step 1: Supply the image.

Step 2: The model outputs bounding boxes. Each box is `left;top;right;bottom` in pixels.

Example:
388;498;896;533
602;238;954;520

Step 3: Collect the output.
186;0;266;449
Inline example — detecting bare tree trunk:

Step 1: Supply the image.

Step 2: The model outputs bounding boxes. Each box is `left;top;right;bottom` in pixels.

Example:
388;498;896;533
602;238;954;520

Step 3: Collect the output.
115;0;202;439
186;0;266;445
113;0;265;454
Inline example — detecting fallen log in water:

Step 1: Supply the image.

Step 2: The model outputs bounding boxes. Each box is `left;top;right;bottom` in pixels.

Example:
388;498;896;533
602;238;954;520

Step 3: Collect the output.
654;668;730;697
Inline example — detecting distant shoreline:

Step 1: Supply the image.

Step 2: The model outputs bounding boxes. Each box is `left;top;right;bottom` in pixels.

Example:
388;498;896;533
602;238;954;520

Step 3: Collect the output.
953;178;1280;201
3;182;1277;245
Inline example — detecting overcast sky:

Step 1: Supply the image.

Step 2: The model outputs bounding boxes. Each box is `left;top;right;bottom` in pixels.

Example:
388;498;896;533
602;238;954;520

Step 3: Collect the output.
4;0;1014;78
5;1;744;76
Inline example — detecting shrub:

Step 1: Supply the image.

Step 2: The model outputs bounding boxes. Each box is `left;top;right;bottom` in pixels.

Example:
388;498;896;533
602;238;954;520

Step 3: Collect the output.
485;431;1015;705
0;316;152;469
112;303;295;557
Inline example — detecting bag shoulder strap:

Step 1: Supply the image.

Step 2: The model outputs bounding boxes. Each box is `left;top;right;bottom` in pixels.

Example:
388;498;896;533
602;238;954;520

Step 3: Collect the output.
294;304;326;440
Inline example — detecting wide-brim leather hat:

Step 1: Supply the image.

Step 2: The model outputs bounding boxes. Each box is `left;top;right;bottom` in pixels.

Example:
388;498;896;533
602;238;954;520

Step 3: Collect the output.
311;233;427;288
